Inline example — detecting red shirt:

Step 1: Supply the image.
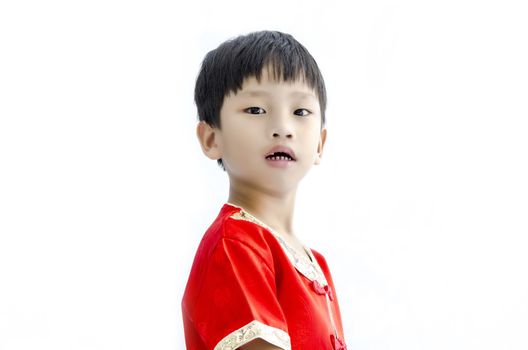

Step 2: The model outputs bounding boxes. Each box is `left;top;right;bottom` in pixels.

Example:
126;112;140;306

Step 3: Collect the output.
182;203;347;350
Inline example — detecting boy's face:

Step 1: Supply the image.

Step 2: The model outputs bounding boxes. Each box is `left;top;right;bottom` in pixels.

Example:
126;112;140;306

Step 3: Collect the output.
199;67;327;194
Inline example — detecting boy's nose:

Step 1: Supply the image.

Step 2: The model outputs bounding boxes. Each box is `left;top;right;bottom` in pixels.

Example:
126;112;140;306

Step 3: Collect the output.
270;113;294;138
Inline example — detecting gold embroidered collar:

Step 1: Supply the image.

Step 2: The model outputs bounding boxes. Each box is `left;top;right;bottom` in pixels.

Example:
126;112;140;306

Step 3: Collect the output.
226;202;328;286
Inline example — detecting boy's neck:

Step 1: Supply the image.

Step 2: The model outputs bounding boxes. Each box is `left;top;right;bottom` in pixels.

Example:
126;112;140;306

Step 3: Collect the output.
227;187;297;237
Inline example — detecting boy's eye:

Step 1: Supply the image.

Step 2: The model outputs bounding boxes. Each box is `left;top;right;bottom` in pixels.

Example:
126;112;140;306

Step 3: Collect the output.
294;108;311;117
244;107;266;114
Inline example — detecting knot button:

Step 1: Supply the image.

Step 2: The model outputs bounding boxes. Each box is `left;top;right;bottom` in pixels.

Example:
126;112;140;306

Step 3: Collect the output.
312;280;334;301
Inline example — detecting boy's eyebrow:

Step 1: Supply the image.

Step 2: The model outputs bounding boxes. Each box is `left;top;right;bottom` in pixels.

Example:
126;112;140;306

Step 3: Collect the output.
238;90;269;97
290;91;318;99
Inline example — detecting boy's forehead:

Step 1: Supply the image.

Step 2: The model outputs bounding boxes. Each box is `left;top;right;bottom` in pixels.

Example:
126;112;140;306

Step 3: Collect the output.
237;88;317;100
236;72;318;99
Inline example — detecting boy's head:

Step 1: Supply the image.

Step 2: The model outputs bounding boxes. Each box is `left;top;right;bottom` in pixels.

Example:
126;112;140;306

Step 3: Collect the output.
194;30;327;172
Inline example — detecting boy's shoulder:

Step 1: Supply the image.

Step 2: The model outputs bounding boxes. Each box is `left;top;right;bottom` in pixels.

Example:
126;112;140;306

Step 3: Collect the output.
196;203;278;261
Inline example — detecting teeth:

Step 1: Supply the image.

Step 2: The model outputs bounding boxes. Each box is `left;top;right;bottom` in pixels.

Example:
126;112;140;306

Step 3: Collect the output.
267;156;292;161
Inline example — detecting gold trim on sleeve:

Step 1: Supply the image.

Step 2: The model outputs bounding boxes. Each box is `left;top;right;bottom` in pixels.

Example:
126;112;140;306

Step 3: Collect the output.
213;320;291;350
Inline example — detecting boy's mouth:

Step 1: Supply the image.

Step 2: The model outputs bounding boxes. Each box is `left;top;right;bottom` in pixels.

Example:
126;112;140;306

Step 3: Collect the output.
265;152;295;161
265;146;297;161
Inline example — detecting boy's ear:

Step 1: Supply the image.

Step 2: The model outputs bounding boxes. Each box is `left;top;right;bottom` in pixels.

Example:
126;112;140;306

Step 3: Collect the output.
314;127;327;165
196;121;222;160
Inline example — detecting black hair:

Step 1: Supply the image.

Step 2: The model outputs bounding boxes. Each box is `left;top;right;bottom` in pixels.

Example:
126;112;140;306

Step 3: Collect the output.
194;30;327;171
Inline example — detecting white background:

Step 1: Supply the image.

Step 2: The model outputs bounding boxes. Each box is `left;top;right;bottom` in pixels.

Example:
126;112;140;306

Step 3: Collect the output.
1;0;527;349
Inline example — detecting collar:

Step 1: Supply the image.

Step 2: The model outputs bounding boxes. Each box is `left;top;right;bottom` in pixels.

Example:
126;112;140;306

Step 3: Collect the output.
225;202;328;286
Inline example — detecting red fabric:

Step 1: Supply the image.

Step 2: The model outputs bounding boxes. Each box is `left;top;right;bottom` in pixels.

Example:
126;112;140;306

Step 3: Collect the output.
182;203;347;349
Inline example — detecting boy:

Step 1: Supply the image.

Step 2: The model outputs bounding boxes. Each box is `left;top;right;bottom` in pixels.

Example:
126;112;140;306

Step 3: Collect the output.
182;31;347;350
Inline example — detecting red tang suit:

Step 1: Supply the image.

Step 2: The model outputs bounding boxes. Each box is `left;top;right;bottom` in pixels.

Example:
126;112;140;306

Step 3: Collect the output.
182;202;347;350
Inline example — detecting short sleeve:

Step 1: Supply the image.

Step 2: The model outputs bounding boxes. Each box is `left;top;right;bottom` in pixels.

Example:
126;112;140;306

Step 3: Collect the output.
186;236;291;350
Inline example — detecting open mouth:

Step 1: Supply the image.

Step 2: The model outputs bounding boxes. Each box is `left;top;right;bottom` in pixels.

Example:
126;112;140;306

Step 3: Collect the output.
265;152;296;161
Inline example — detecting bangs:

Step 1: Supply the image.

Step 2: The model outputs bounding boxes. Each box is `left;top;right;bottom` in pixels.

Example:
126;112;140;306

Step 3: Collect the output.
225;37;325;101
